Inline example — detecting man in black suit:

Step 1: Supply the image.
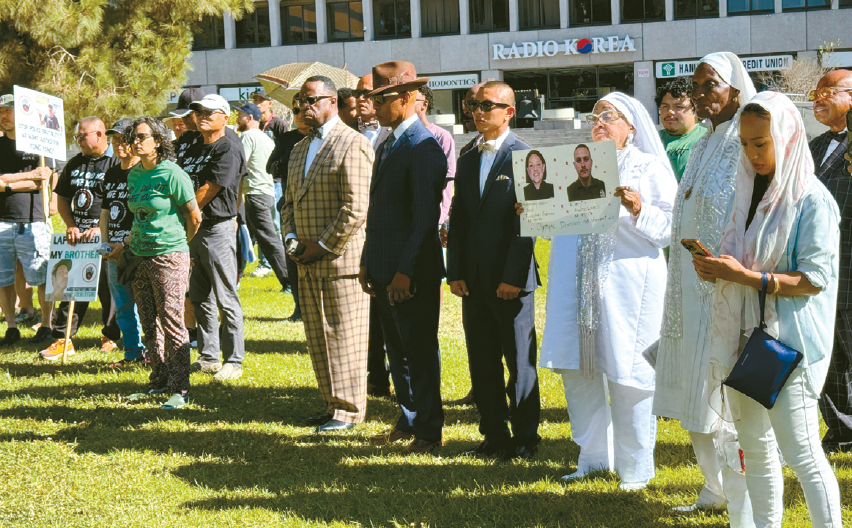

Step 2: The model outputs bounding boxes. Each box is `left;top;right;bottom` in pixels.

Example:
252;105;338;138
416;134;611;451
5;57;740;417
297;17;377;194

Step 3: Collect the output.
811;69;852;454
360;61;448;455
447;81;540;460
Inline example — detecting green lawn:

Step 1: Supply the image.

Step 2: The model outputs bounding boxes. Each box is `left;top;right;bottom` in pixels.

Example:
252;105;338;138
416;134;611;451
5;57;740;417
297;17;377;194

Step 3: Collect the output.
0;239;849;527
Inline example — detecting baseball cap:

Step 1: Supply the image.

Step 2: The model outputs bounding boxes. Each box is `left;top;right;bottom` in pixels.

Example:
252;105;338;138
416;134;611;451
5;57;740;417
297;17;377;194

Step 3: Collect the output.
106;117;134;136
236;103;262;121
252;90;271;101
170;88;206;117
189;94;230;116
0;94;13;108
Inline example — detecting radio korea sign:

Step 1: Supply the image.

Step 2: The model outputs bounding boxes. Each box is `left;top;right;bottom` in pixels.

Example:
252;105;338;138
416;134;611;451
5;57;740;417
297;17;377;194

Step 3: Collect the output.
493;35;636;61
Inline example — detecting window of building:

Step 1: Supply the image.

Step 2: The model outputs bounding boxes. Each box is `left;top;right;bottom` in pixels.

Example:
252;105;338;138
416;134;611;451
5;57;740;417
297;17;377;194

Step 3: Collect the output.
842;0;852;7
570;0;611;26
236;1;272;48
327;0;364;41
470;0;509;33
504;65;634;114
727;0;774;15
674;0;720;18
519;0;560;29
281;1;317;43
374;0;411;39
781;0;829;9
193;15;226;50
622;0;665;22
421;0;460;36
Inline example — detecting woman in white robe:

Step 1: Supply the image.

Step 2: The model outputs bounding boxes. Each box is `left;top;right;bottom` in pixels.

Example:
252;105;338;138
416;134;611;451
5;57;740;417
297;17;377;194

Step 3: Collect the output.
540;92;676;490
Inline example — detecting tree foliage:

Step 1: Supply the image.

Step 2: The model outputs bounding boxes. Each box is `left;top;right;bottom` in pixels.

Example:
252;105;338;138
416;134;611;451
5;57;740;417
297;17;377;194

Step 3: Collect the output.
0;0;253;134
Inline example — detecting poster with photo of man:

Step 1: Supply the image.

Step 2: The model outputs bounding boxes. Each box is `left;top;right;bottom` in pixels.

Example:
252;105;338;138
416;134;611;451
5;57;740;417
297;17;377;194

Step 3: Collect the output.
513;141;619;237
45;234;102;302
12;86;65;161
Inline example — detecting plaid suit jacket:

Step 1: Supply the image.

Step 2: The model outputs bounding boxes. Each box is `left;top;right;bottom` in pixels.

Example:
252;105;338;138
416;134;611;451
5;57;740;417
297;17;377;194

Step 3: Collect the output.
811;130;852;310
281;119;375;278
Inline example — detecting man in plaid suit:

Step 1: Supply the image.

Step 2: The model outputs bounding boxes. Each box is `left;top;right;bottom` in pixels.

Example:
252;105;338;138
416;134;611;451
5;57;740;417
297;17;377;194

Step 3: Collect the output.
811;69;852;454
281;75;374;433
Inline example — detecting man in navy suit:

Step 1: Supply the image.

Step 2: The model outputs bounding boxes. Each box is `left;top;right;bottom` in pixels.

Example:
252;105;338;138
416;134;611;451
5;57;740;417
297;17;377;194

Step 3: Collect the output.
447;81;540;460
359;61;448;455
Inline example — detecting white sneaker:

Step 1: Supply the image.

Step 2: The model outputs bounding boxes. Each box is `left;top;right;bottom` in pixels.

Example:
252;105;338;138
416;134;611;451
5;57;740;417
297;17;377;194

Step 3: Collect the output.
619;481;648;492
249;266;272;277
672;486;728;512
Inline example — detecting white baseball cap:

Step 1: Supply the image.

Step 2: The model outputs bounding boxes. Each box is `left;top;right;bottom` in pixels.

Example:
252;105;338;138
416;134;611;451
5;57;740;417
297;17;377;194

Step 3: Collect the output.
189;94;230;115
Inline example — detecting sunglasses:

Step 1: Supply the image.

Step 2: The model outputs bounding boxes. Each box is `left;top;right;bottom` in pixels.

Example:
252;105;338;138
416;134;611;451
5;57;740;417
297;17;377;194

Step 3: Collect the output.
585;110;622;126
131;133;153;143
353;89;371;99
291;106;301;115
74;131;98;142
807;87;852;101
299;95;333;107
370;92;402;105
466;100;510;113
195;108;225;118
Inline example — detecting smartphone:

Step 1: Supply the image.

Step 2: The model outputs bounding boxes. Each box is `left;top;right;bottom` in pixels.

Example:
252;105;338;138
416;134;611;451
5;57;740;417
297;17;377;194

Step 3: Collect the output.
846;108;852;160
681;238;712;258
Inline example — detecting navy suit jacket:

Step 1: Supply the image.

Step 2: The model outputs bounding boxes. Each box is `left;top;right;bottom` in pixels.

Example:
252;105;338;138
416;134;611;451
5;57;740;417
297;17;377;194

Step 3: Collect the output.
447;131;539;293
361;119;448;286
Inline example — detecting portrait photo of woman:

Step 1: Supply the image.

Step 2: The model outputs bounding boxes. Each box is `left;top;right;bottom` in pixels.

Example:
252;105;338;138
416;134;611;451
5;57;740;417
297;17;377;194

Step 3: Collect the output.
523;150;555;201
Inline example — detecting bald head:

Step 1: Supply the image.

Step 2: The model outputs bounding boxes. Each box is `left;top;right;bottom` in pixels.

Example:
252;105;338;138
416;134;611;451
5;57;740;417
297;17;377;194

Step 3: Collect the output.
77;116;108;157
814;69;852;131
357;74;374;92
481;81;515;106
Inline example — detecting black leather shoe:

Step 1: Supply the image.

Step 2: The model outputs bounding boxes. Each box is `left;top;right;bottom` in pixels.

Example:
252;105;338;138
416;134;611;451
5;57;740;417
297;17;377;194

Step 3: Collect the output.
287;311;302;323
511;443;539;460
305;412;332;426
316;419;355;433
462;438;511;459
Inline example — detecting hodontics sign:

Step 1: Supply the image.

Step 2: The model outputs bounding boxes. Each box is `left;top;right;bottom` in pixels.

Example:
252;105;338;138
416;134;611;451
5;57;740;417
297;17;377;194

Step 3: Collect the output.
493;36;636;61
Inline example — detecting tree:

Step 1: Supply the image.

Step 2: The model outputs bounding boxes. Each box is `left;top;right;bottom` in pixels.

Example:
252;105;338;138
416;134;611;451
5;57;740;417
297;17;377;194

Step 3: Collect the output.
0;0;253;135
754;41;840;102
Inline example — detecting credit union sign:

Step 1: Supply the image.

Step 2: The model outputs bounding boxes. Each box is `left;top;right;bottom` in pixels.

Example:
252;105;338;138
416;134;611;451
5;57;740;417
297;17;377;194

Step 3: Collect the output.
493;36;636;61
656;55;793;78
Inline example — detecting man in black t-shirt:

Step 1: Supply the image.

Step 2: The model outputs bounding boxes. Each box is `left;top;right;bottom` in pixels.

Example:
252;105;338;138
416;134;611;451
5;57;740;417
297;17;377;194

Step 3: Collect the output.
0;94;54;346
252;90;287;141
39;116;121;361
181;94;246;380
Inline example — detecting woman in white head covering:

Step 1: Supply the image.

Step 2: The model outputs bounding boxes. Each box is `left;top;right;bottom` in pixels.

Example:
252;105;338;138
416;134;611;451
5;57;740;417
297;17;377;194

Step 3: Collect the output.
538;92;676;490
694;91;842;528
653;52;758;525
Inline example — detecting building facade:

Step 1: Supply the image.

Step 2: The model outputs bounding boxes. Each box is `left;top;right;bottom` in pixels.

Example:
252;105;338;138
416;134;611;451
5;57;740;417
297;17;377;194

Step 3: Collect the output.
185;0;852;124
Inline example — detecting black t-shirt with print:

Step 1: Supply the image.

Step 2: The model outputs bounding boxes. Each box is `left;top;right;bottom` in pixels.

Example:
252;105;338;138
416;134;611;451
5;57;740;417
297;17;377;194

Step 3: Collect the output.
55;151;119;231
0;136;45;222
179;129;245;220
174;130;203;171
98;164;135;243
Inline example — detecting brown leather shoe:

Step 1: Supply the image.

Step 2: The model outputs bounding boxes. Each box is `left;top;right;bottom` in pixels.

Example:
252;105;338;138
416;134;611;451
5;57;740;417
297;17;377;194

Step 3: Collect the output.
369;428;415;446
404;438;441;455
446;388;475;406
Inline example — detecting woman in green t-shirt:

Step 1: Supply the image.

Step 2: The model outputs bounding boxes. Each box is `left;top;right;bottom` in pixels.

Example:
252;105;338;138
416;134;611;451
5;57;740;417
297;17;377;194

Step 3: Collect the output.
125;117;201;410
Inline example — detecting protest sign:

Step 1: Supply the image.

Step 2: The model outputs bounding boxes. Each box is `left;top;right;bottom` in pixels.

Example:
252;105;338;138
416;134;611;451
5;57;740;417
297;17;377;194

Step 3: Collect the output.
45;234;103;302
13;85;66;161
513;141;620;237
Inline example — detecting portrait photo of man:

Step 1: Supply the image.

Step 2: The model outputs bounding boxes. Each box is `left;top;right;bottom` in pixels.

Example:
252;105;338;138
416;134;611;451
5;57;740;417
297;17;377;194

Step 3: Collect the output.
48;259;72;302
522;150;554;201
567;144;606;202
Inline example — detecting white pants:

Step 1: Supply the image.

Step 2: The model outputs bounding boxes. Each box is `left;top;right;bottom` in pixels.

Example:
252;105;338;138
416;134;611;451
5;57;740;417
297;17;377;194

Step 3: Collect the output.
729;369;842;528
690;430;755;528
560;369;656;484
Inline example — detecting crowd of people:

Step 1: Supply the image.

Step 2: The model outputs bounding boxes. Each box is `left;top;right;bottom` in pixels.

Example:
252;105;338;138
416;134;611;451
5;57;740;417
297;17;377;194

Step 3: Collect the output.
1;51;851;526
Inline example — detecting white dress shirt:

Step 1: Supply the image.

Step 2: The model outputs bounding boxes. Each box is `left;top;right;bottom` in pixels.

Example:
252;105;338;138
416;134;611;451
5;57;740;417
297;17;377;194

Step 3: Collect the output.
479;128;511;195
392;114;419;144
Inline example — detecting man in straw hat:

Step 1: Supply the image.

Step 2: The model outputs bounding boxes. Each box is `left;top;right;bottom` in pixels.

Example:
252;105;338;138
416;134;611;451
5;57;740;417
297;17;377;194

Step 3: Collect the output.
359;61;448;454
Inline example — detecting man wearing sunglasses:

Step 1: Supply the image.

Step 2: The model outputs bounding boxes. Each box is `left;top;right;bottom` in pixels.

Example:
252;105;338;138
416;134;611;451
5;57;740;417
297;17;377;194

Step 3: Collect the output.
354;74;391;149
360;61;448;455
810;69;852;455
447;81;540;461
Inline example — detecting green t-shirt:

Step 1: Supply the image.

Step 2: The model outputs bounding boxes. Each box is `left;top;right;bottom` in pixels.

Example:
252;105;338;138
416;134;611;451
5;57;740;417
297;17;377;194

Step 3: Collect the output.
127;159;195;257
659;124;707;181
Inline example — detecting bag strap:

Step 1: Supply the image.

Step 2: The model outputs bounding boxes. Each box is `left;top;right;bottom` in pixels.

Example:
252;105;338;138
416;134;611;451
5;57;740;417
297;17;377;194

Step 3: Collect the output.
758;272;768;330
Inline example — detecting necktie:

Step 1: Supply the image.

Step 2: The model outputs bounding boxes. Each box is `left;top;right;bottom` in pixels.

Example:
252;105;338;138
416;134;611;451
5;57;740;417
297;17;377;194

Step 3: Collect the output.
378;134;396;167
478;140;497;152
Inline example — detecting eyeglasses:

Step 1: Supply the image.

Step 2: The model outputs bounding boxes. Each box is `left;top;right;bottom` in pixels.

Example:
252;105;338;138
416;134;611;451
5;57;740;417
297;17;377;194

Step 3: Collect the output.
195;108;225;118
807;87;852;101
370;92;401;105
353;89;371;99
585;110;622;126
466;100;510;113
291;106;301;115
132;134;153;143
299;95;333;107
75;131;98;142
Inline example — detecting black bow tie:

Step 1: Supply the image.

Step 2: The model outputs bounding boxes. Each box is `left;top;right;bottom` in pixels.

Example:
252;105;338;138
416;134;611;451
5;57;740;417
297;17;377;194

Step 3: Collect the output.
308;128;323;140
830;130;847;142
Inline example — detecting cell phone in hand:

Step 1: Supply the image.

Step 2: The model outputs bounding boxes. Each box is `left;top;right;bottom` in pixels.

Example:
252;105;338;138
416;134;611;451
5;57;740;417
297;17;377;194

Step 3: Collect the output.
681;238;713;258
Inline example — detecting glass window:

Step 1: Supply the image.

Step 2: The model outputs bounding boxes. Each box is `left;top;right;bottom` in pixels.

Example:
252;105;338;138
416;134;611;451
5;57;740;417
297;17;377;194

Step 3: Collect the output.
281;1;317;43
470;0;509;33
327;1;364;41
236;1;271;48
781;0;829;9
570;0;611;26
842;0;852;7
421;0;460;36
622;0;665;22
374;0;411;39
193;15;225;50
674;0;719;18
519;0;560;29
727;0;774;15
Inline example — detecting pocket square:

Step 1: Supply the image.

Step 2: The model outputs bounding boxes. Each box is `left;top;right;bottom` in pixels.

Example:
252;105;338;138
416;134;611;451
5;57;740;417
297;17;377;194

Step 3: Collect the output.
496;175;510;181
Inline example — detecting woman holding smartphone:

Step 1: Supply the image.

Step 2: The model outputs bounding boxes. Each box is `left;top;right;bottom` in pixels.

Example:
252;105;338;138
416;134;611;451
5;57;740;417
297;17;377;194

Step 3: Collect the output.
693;92;842;527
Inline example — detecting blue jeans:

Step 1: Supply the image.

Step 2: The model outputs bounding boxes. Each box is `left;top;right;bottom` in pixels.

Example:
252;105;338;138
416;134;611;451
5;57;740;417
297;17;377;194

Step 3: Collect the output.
107;260;145;360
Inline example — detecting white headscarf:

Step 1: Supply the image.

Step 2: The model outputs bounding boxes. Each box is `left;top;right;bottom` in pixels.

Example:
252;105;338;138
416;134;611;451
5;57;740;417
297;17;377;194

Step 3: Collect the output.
600;92;669;160
698;52;758;104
